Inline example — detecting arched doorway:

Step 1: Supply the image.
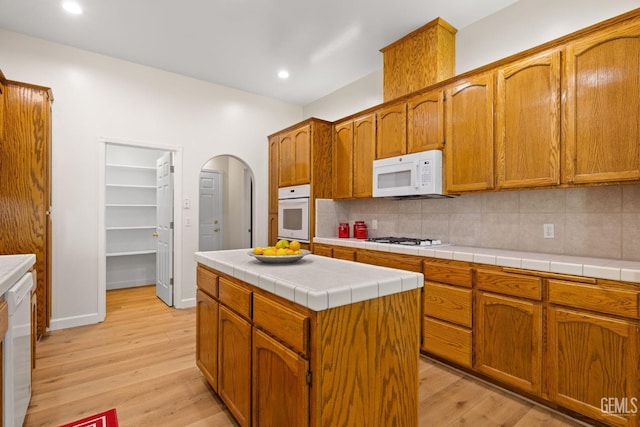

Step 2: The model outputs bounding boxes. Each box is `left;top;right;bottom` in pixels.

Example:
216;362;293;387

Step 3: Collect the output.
198;155;254;251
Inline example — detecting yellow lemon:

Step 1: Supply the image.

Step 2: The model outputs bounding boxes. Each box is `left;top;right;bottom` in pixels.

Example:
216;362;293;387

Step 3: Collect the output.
289;240;301;251
275;239;289;249
252;246;263;255
262;248;277;256
285;249;295;255
276;248;288;256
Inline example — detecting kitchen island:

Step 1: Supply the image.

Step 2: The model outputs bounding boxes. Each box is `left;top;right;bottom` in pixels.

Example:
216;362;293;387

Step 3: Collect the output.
195;249;423;427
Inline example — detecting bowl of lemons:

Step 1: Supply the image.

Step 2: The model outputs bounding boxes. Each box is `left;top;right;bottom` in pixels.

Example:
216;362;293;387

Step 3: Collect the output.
248;239;310;264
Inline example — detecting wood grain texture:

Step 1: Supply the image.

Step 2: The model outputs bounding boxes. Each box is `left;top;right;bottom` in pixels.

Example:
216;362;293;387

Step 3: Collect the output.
268;135;279;214
196;264;218;298
314;289;420;427
0;81;52;335
444;73;495;193
549;279;640;319
219;277;252;319
476;269;542;301
356;249;423;272
563;17;640;185
332;120;353;199
423;281;472;327
495;49;561;189
475;291;543;396
422;317;472;368
547;307;639;427
423;261;473;288
195;289;218;391
253;293;309;355
407;89;444;153
375;101;407;159
332;246;356;261
352;114;375;198
0;300;8;338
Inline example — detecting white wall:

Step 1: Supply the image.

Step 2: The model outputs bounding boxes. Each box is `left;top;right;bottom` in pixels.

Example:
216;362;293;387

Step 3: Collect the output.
304;0;640;120
0;29;302;330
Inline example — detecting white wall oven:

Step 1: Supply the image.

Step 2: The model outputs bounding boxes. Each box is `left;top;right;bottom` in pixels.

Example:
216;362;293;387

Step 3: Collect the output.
278;184;310;243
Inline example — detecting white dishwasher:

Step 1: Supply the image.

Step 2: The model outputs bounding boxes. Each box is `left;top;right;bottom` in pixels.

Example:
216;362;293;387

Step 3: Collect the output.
3;271;33;427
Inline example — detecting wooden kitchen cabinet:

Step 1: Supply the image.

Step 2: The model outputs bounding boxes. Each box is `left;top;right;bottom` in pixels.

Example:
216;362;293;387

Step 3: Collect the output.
196;289;219;390
376;101;407;159
563;19;640;185
444;72;495;193
474;270;543;396
422;261;473;367
278;124;311;187
407;89;444;153
268;213;278;247
333;113;376;199
495;49;561;189
252;329;309;427
219;305;252;427
268;135;279;214
0;72;5;142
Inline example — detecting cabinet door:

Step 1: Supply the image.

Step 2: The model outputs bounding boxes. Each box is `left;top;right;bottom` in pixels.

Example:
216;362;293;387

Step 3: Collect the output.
352;114;376;198
219;306;252;427
196;289;219;391
548;307;639;426
376;101;407;159
444;73;494;192
292;125;311;185
333;121;354;199
278;132;294;187
564;21;640;184
407;89;444;153
475;292;542;396
268;135;279;213
495;50;561;189
253;329;309;427
0;79;4;141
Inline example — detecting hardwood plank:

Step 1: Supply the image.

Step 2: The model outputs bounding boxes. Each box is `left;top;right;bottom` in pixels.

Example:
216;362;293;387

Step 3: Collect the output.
25;286;586;427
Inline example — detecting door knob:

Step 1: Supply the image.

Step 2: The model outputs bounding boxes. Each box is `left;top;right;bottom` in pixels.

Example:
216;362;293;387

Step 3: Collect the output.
214;228;220;232
152;232;159;237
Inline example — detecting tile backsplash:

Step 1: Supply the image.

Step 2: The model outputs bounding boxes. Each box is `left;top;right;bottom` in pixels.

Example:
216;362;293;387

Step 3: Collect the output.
315;184;640;261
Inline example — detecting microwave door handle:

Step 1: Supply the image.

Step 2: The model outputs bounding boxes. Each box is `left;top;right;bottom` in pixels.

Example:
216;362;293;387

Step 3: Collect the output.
415;163;420;189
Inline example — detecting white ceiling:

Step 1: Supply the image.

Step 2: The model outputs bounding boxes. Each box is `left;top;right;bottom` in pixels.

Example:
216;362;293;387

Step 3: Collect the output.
0;0;519;105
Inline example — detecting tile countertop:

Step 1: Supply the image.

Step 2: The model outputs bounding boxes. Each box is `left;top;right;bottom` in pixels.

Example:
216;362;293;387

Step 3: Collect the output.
313;237;640;284
0;254;36;297
195;249;423;311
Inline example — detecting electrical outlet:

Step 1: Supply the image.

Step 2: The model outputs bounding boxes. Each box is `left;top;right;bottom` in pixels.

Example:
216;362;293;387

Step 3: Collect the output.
543;223;554;239
371;219;378;230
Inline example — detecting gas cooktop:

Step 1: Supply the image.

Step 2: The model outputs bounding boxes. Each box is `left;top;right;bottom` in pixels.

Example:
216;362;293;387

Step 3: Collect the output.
365;236;446;246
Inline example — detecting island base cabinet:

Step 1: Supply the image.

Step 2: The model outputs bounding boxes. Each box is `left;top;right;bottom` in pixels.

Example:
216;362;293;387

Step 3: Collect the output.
547;307;639;427
252;329;309;427
195;290;219;391
219;306;252;427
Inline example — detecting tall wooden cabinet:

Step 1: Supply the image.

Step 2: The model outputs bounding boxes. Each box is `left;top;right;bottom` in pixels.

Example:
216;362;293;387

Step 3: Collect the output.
495;50;561;189
444;72;494;193
0;73;52;335
563;19;640;185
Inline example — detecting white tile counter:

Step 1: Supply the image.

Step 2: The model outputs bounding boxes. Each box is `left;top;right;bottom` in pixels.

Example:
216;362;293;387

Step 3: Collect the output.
195;249;423;311
313;237;640;284
0;254;36;296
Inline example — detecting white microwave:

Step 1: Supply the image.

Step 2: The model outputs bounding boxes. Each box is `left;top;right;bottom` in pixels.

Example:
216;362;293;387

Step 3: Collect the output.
372;150;445;198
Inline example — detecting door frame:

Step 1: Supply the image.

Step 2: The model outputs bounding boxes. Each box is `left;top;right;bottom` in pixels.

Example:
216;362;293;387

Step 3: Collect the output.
97;137;184;321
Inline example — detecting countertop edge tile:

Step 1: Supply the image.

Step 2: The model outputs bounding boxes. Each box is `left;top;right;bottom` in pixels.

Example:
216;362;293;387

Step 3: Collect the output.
583;265;621;281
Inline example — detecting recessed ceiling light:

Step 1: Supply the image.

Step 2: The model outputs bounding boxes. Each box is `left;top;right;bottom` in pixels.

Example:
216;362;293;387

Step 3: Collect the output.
278;70;290;80
62;1;83;15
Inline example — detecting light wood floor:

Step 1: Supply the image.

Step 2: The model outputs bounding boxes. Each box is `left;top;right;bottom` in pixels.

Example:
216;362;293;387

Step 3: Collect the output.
24;286;587;427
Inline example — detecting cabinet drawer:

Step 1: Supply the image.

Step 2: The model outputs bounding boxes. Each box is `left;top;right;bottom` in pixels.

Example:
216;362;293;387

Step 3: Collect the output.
253;293;309;356
423;282;472;327
333;247;356;261
476;269;542;300
313;244;333;258
422;317;472;368
219;278;252;319
549;279;640;319
197;265;219;298
423;262;473;288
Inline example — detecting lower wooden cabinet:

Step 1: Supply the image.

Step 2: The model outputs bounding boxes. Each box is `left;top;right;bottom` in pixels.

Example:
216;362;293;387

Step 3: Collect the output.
195;289;218;391
252;329;309;427
219;306;252;427
422;317;472;367
548;307;639;427
475;291;543;396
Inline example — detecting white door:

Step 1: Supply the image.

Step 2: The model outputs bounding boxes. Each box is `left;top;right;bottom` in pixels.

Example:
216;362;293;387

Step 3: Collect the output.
199;170;223;251
156;152;173;306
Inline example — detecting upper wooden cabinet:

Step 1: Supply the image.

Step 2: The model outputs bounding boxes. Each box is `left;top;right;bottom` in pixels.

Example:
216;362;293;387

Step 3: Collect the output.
495;50;561;189
381;17;456;101
268;135;279;213
0;73;5;142
333;113;376;199
278;124;311;187
407;89;444;153
563;19;640;185
444;73;495;193
376;101;407;159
